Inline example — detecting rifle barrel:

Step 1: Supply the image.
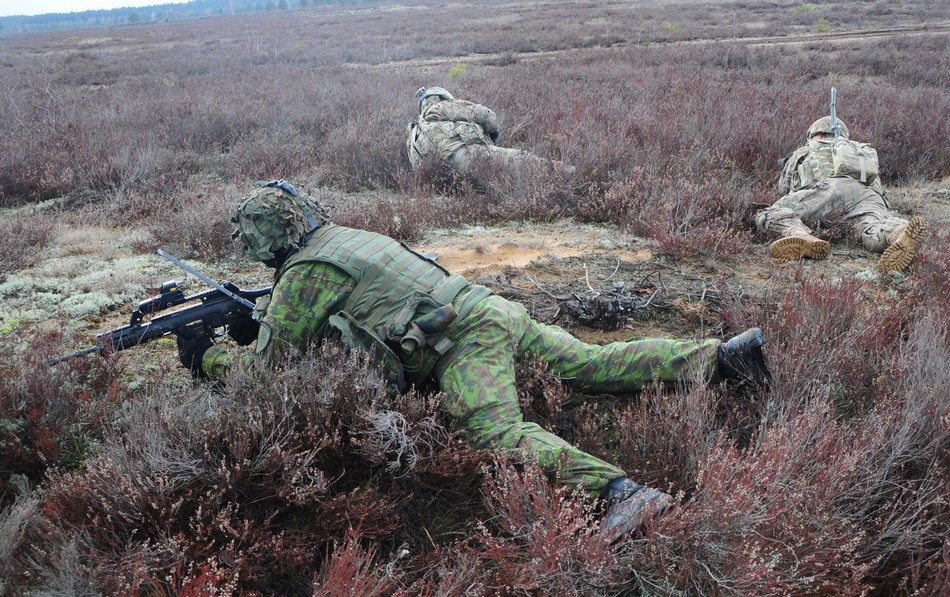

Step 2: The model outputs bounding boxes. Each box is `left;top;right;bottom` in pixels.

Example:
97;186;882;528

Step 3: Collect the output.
49;345;99;365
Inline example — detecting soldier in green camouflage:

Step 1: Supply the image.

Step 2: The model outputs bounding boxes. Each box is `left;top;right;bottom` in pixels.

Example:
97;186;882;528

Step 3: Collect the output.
756;116;927;273
177;180;771;542
406;87;575;176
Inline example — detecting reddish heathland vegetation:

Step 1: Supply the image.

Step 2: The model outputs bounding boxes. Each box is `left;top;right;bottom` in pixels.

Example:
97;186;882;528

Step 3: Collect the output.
1;1;949;594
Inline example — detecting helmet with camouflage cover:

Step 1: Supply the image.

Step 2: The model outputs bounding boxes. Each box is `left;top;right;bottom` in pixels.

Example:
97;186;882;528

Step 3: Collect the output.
232;180;330;263
416;86;454;112
807;116;849;140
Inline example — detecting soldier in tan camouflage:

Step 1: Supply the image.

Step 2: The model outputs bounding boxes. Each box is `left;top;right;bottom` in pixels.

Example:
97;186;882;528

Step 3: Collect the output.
756;116;927;273
177;180;771;542
406;87;574;176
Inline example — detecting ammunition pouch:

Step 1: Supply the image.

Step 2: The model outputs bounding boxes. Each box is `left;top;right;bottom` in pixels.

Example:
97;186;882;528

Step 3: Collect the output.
384;292;459;382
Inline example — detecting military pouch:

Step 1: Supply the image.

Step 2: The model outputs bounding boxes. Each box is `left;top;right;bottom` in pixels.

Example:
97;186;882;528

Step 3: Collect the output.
454;122;487;145
328;311;406;393
409;121;437;156
385;292;457;377
252;295;273;355
798;141;835;189
384;293;458;378
252;294;271;322
832;138;879;185
398;305;457;357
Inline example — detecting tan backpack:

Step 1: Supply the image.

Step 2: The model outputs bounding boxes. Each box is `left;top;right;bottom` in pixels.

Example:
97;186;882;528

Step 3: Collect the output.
832;137;879;184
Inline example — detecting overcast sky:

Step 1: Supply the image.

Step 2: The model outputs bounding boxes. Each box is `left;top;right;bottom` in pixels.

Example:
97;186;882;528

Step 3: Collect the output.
0;1;187;18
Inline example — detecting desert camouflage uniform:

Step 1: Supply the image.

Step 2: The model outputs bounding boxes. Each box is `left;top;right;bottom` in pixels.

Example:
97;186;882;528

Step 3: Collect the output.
204;222;719;496
757;116;906;252
406;94;569;174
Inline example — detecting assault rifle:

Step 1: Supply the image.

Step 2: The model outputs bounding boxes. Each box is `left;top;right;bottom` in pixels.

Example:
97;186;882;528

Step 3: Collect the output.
54;251;270;363
829;87;842;138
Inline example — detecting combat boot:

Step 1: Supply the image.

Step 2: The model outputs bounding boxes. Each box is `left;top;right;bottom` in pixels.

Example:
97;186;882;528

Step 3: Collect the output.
877;216;928;274
599;477;673;544
717;327;772;389
769;232;831;261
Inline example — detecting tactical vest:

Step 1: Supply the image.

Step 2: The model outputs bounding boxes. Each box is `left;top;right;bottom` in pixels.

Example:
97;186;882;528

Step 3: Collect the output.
276;224;491;391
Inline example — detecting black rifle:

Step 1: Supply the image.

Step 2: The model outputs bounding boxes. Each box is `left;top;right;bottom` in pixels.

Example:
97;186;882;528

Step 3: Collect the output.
55;279;270;363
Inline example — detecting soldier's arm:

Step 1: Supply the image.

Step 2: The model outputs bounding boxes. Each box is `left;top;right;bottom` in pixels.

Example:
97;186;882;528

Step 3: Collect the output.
201;262;355;378
428;100;501;142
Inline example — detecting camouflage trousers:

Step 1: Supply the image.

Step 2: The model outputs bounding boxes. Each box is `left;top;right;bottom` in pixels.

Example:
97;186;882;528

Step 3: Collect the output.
451;145;576;177
755;176;907;252
435;294;719;496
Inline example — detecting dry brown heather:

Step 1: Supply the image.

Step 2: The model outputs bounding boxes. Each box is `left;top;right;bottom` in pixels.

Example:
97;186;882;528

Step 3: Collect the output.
1;0;950;594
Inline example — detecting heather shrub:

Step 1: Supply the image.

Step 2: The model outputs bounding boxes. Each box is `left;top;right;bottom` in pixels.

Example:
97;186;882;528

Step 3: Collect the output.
719;271;900;417
0;211;55;277
145;184;241;260
663;400;878;595
332;191;452;242
907;222;950;319
702;276;950;592
460;459;623;594
15;346;384;593
612;380;721;492
311;530;402;596
516;357;567;430
451;154;581;223
227;130;313;182
580;149;755;260
0;331;122;508
1;343;493;594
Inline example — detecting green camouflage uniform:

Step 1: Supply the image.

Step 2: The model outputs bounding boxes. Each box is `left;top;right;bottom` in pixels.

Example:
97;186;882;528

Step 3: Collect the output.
205;223;719;496
757;117;907;252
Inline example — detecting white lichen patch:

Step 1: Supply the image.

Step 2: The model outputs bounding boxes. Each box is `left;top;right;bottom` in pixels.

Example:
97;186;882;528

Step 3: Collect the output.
0;252;212;329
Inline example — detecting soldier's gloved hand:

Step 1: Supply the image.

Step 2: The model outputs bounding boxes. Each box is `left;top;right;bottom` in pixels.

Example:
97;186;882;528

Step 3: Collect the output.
227;315;260;346
176;324;213;378
489;129;500;144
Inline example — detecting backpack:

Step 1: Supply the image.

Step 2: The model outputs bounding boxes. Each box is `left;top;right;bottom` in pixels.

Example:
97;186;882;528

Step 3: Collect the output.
832;137;879;185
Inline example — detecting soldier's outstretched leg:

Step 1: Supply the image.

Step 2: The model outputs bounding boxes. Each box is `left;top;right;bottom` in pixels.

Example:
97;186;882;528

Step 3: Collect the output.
436;295;627;496
519;317;720;393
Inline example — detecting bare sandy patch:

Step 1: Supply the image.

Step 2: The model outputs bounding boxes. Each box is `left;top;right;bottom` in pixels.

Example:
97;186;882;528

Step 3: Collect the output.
414;220;652;277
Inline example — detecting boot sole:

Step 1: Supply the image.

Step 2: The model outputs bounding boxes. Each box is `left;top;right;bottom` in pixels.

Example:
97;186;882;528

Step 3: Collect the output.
769;236;831;261
877;216;928;273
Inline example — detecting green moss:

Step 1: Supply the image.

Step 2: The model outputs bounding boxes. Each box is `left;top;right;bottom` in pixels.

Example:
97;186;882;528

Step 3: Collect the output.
0;316;21;335
447;61;467;78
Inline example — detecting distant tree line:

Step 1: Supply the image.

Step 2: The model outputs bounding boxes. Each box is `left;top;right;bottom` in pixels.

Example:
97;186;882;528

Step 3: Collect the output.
0;0;383;34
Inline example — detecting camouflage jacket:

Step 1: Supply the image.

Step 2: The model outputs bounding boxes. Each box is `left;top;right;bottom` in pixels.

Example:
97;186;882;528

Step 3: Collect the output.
406;99;501;168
